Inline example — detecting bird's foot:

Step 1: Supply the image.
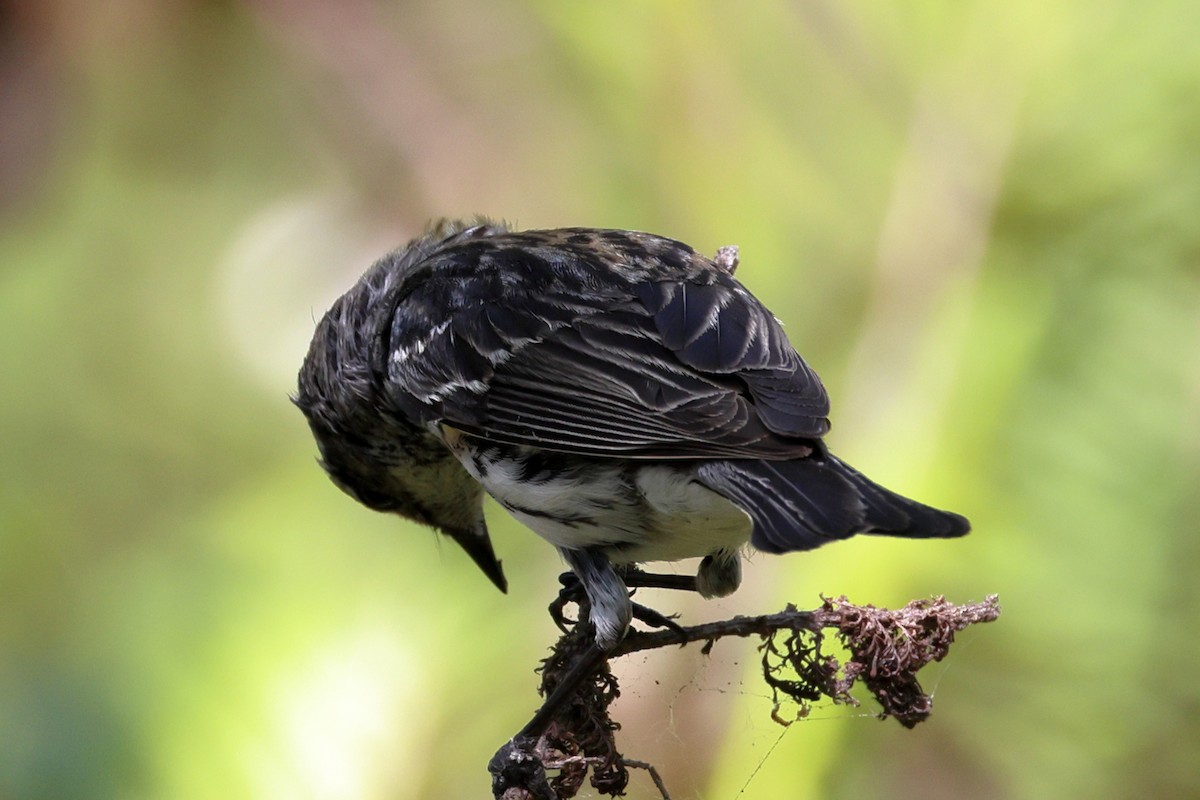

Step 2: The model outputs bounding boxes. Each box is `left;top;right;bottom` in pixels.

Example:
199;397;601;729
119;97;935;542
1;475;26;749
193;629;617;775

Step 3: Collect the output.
628;600;688;644
554;569;687;644
550;571;584;633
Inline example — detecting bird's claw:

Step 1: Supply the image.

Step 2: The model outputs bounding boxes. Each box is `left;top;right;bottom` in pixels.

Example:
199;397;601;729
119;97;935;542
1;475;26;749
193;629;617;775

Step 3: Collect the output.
549;571;584;633
630;600;689;644
552;570;687;644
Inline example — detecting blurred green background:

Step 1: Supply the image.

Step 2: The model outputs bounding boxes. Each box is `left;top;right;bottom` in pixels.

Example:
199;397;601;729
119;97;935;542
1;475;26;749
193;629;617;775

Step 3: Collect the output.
3;1;1198;798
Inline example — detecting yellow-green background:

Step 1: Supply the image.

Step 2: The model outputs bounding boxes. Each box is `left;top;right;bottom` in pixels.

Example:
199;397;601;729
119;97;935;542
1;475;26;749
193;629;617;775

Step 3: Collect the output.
3;2;1196;798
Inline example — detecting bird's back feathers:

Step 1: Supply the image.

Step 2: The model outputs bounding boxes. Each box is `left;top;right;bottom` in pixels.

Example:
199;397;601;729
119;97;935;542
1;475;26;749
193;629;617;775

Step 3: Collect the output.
384;227;830;459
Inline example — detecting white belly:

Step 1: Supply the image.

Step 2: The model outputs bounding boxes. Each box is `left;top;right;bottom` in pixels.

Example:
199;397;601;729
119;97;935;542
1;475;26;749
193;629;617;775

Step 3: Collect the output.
464;449;752;565
618;466;751;563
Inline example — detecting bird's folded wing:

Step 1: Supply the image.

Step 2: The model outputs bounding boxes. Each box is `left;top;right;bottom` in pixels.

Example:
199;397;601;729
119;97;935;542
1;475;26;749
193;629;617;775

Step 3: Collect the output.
388;274;831;460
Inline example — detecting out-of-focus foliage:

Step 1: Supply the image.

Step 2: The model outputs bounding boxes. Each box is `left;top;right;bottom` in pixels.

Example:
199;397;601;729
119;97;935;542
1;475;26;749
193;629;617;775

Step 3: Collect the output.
2;1;1197;798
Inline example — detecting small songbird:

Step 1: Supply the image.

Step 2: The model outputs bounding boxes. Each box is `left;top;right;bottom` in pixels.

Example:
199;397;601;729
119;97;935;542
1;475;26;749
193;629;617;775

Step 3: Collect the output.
295;219;969;649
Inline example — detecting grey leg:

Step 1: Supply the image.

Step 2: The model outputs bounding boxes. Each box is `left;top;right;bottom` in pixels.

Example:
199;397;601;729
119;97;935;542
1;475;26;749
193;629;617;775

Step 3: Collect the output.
559;547;633;651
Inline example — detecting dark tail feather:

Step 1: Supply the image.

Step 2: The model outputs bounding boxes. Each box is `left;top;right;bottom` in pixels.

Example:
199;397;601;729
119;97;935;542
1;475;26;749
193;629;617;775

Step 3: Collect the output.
829;454;971;540
696;450;970;556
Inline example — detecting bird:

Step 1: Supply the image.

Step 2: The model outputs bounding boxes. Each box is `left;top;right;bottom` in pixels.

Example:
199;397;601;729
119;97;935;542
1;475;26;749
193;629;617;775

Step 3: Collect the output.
295;219;970;650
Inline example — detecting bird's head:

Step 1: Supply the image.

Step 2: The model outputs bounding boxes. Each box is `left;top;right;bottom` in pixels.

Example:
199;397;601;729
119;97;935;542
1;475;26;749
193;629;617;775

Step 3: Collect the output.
293;233;508;591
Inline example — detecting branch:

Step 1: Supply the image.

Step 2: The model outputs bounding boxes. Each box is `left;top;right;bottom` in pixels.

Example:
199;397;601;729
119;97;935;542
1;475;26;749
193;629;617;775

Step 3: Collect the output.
613;606;822;657
490;593;1001;799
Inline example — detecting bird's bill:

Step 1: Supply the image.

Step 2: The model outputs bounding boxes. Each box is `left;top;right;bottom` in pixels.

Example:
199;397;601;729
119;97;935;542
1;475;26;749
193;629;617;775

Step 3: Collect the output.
446;523;508;593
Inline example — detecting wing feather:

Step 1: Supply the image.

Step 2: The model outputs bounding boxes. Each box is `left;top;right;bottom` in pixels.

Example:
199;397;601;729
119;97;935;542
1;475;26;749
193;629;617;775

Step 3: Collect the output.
384;233;830;459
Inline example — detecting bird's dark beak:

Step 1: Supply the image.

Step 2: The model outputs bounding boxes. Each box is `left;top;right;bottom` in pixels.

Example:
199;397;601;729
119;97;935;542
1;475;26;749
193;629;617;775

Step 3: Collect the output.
447;521;508;593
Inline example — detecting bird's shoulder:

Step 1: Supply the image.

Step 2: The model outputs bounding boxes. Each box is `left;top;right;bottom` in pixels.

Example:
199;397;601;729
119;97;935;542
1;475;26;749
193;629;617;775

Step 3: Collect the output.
387;227;723;329
379;225;743;406
373;224;829;451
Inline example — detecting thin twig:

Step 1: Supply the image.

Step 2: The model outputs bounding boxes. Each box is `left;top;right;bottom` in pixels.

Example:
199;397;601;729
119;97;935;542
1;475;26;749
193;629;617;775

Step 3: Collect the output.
613;606;823;658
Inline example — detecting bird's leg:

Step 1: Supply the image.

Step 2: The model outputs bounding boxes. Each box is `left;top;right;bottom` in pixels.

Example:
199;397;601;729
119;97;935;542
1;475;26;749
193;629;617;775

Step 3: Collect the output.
610;566;697;643
620;569;699;593
618;551;743;598
554;566;690;641
628;602;688;641
559;548;633;651
549;572;583;634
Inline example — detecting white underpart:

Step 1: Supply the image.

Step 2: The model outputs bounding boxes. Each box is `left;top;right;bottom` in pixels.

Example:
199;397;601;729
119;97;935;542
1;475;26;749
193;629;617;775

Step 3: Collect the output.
453;444;752;565
624;466;752;563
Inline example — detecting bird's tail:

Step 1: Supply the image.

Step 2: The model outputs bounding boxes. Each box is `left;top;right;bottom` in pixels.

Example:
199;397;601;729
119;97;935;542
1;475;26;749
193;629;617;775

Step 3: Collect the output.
696;446;970;555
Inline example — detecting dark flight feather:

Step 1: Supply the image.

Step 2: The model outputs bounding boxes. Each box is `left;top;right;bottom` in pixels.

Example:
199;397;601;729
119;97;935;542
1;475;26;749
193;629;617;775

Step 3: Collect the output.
385;231;829;459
